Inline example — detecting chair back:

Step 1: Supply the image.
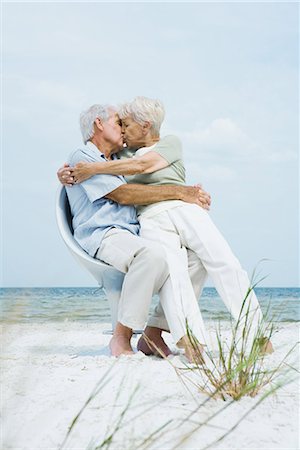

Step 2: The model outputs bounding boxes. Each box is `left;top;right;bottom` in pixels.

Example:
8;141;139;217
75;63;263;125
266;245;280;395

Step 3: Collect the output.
55;186;122;287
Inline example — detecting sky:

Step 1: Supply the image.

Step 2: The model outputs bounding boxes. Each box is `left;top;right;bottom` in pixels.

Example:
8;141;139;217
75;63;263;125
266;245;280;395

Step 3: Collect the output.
1;1;299;287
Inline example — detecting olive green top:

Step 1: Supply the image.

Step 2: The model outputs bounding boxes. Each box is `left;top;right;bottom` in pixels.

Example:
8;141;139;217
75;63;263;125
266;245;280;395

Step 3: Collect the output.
118;135;186;216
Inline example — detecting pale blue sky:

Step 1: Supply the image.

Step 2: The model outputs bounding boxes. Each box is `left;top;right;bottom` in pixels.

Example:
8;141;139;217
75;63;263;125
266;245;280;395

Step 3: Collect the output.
2;2;299;287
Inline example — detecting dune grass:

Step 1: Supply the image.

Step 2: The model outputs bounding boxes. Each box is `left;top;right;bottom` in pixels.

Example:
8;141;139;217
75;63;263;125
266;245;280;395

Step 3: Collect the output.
140;263;299;406
139;280;299;448
144;278;298;402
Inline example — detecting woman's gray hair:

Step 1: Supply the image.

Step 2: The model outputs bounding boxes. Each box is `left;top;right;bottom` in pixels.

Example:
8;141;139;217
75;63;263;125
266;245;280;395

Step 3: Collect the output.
118;96;165;135
79;104;116;144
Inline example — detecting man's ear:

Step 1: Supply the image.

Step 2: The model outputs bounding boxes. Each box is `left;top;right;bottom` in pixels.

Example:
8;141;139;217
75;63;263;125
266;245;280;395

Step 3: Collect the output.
142;121;152;134
94;118;104;131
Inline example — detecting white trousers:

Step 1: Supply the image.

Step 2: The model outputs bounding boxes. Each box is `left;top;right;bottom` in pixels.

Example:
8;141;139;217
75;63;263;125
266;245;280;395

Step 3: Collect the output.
97;228;208;343
140;204;263;335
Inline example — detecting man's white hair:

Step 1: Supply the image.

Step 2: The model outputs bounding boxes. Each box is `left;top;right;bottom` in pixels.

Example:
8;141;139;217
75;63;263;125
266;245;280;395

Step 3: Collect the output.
80;104;116;145
118;96;165;135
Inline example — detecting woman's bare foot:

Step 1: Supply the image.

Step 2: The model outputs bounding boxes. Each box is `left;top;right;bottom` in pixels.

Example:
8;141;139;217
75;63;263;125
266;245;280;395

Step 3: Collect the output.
177;335;206;364
109;322;134;357
137;326;172;357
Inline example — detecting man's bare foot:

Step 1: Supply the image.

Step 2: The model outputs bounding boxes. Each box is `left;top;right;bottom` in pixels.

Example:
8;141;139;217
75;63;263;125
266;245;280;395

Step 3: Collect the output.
109;335;134;356
109;322;134;357
177;335;206;364
137;326;172;358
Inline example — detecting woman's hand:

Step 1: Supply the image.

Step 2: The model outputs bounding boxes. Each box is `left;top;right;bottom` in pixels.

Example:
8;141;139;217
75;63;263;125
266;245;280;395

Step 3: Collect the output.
57;163;75;187
71;162;95;183
57;161;95;186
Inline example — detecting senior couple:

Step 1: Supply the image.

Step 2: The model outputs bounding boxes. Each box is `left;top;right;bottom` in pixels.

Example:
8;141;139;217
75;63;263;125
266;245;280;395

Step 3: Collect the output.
58;96;273;360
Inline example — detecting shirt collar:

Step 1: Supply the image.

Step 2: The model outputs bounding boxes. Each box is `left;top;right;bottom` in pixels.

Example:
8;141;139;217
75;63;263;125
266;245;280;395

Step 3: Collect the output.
86;141;120;161
86;141;106;160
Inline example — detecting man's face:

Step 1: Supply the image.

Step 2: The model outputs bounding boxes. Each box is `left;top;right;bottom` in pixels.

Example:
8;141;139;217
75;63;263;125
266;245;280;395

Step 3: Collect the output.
121;116;145;149
102;113;123;151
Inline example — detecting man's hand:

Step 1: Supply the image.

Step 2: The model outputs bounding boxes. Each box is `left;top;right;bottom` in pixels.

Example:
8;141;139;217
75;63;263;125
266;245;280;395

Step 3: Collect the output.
196;183;211;209
181;185;211;210
106;183;211;207
57;163;74;187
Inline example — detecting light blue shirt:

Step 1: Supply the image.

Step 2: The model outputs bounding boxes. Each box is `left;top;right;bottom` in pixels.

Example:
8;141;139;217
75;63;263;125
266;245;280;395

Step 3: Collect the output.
66;144;139;257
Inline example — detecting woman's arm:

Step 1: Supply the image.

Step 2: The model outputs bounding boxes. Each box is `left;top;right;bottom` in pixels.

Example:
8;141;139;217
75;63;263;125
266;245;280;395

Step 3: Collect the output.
69;151;168;183
56;151;168;185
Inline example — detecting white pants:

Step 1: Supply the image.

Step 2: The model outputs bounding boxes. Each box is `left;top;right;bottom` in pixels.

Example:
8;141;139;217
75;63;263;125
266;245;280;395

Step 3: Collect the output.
97;229;169;330
97;229;207;343
147;248;208;336
140;204;263;335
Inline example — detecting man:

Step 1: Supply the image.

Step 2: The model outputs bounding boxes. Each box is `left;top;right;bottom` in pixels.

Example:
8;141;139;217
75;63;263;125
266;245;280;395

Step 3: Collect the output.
61;103;211;358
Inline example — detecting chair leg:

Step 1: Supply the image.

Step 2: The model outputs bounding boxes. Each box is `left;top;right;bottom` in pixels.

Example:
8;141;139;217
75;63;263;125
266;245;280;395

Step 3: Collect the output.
105;289;120;330
102;271;124;330
102;272;143;335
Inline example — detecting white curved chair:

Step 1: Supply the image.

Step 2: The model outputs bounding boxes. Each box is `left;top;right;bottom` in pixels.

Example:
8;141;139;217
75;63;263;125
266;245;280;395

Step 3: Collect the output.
56;186;125;330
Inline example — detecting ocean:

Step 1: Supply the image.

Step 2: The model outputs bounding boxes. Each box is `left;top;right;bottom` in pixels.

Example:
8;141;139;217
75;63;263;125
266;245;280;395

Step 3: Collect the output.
0;287;299;324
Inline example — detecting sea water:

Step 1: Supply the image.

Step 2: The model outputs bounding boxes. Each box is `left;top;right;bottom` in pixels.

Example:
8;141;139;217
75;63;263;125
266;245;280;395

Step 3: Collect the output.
0;287;299;324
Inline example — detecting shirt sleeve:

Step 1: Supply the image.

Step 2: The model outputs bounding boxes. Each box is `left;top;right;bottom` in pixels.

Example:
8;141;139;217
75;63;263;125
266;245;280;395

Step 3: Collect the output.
152;135;182;165
68;149;125;203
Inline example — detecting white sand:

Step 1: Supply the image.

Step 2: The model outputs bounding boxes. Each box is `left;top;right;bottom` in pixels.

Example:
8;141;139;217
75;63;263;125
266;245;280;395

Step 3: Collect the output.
1;321;299;450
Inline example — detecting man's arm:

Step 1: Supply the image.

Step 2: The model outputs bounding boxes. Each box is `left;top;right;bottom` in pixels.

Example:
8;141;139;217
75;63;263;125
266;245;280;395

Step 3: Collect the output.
106;184;210;209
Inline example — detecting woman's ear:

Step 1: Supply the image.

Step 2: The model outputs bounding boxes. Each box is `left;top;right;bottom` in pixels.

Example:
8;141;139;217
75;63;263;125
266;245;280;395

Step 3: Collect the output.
142;121;152;134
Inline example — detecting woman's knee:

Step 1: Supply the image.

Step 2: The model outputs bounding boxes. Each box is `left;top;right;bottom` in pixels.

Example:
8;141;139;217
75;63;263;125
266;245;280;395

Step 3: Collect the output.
142;245;169;273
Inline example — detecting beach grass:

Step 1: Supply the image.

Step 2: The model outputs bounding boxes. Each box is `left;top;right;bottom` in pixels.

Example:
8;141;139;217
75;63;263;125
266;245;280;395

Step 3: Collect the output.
153;280;299;402
140;264;298;402
138;281;299;449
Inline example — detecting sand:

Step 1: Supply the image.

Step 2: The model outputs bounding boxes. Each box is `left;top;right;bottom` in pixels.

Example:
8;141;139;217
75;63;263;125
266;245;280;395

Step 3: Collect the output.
1;321;299;450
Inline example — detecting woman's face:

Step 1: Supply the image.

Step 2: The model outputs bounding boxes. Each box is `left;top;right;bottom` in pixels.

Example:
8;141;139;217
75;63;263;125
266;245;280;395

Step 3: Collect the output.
121;116;147;149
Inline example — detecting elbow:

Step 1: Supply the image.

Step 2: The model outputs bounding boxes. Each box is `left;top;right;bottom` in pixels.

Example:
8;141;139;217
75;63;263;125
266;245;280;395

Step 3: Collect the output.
132;160;148;174
117;196;128;205
142;166;156;174
110;193;129;205
139;160;160;174
107;186;131;205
